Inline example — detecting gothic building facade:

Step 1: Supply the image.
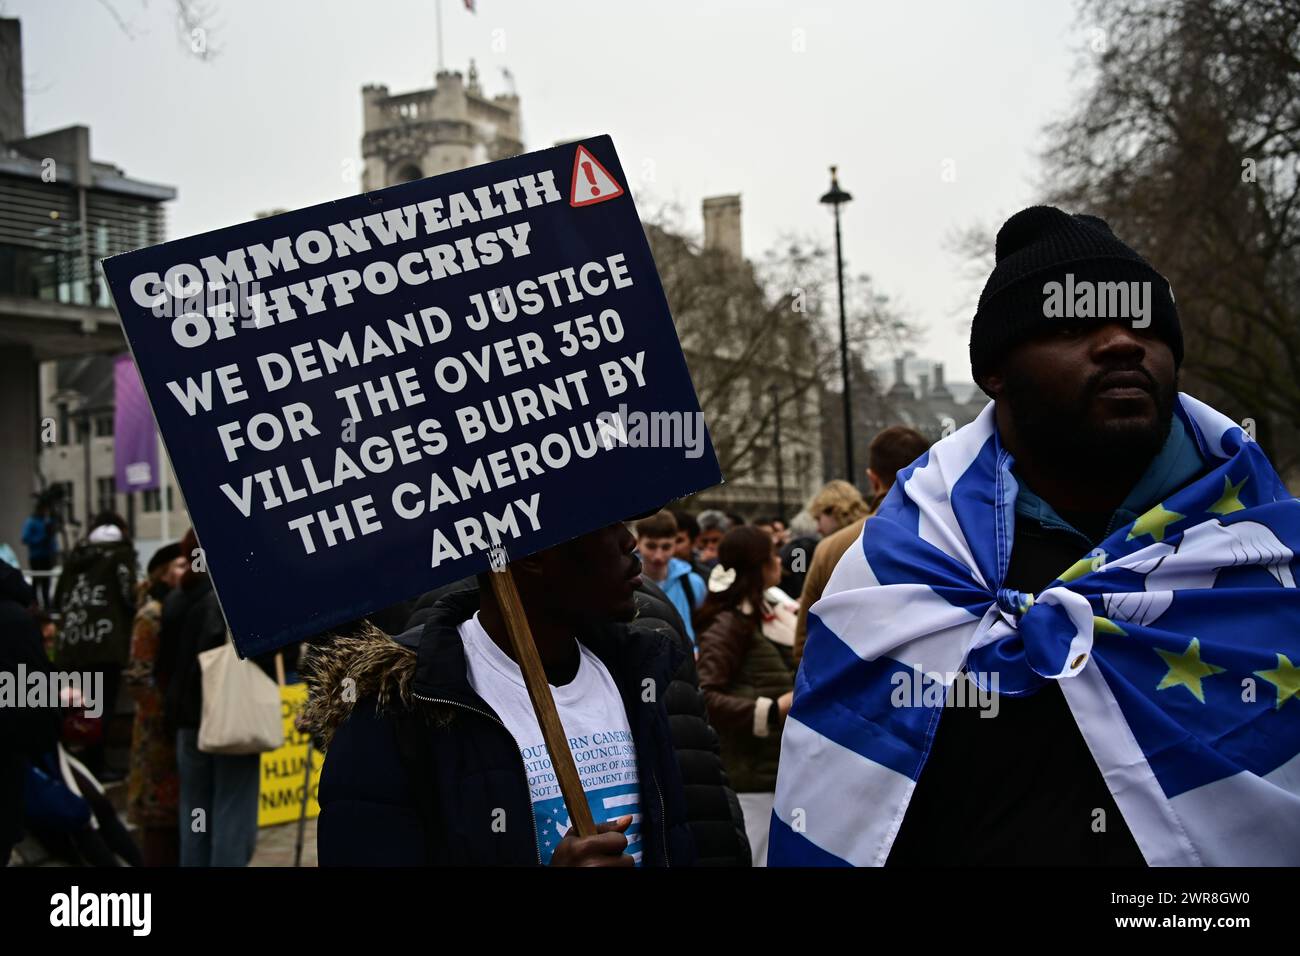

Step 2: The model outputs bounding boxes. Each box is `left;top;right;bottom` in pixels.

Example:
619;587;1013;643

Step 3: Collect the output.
361;62;523;190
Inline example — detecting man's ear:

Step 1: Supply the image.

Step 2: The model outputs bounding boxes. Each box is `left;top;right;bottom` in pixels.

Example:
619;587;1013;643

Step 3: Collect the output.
978;370;1004;400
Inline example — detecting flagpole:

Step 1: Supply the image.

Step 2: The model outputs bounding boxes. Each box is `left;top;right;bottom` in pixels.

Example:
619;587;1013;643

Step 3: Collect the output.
158;431;170;544
435;0;444;72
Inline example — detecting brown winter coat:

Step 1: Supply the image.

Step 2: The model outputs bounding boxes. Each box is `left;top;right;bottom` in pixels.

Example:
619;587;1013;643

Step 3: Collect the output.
696;607;794;793
793;515;868;665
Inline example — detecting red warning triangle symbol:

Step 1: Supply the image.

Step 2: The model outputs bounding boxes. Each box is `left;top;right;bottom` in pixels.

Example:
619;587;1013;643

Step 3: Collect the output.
569;145;624;207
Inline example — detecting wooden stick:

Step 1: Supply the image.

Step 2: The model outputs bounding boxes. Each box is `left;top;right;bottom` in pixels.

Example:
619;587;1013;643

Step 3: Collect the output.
486;561;597;839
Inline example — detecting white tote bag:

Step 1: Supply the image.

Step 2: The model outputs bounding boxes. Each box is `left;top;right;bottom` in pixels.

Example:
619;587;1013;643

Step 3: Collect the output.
197;631;284;755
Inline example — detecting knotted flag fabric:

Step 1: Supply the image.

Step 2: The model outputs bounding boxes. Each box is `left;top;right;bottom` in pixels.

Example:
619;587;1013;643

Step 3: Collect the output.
770;394;1300;866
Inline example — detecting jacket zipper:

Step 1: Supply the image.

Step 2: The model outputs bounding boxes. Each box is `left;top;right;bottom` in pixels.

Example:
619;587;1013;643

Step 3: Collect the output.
410;692;543;865
653;772;669;867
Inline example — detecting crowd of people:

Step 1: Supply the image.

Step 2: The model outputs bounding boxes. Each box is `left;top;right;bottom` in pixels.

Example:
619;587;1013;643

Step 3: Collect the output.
301;208;1300;867
1;433;930;869
5;205;1294;868
1;513;290;867
300;424;930;868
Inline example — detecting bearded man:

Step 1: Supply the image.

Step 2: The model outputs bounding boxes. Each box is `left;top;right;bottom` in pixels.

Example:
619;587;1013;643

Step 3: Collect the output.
772;206;1300;866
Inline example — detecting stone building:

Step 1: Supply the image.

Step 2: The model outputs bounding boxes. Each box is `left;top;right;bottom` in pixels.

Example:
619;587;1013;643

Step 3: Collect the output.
360;61;523;190
658;195;825;521
820;355;986;495
877;356;986;441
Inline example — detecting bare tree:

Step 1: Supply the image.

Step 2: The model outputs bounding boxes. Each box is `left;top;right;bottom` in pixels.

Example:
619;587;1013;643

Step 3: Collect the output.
644;206;912;485
96;0;220;60
1042;0;1300;470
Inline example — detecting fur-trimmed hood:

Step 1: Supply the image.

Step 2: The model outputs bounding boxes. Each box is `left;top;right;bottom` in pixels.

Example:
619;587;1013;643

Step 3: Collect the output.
298;623;418;750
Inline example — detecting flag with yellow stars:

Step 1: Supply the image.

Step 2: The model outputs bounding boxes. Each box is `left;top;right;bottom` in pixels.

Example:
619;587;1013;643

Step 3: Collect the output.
772;393;1300;867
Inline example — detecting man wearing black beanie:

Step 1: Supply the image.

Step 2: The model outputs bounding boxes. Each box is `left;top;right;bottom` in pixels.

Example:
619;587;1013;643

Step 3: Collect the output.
887;206;1205;865
969;206;1185;508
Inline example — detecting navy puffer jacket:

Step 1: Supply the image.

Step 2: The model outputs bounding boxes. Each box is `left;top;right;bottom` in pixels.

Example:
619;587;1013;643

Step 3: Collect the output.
302;587;696;866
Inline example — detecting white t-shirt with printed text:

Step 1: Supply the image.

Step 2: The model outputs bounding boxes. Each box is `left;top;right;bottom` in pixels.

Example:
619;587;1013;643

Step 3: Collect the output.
458;612;643;864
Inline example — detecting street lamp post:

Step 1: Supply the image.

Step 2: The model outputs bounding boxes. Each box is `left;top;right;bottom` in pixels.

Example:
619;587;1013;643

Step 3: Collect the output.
820;166;854;483
770;384;785;524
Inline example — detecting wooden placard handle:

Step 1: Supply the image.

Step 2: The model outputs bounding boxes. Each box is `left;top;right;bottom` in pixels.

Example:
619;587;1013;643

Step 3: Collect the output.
486;559;597;840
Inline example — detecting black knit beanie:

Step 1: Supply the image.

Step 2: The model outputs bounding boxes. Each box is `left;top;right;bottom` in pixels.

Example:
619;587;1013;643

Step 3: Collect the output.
969;206;1182;387
147;542;183;575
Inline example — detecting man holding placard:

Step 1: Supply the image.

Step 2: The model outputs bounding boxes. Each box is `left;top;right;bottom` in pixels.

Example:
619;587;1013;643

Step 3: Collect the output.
300;521;695;866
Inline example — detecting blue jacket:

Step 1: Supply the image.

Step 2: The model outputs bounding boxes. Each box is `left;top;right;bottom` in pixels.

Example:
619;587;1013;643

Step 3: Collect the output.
304;586;697;866
658;557;706;646
20;517;56;561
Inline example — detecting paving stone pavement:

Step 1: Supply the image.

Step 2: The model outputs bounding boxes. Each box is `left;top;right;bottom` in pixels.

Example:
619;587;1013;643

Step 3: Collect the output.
249;818;318;867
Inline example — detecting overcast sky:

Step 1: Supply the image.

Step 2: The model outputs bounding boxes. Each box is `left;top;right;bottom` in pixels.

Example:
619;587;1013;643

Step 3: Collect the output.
9;0;1091;387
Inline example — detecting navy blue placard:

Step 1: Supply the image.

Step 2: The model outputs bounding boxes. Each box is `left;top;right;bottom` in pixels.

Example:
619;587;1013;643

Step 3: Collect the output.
101;135;721;656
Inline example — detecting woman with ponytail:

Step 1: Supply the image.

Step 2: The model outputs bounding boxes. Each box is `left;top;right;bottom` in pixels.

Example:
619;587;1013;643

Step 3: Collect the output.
694;525;797;865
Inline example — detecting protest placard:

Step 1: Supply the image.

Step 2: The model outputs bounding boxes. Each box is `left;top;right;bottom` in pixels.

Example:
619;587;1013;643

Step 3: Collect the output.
102;135;722;657
258;682;320;829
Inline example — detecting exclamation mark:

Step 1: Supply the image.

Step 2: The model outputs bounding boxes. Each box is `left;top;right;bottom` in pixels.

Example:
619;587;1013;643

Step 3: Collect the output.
582;161;599;196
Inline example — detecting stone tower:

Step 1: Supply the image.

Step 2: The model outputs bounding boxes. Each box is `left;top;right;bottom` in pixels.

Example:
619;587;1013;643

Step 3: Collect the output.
701;195;743;261
360;60;523;191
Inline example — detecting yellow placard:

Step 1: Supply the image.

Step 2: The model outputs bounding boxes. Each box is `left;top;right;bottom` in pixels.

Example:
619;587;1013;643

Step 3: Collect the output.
258;682;322;828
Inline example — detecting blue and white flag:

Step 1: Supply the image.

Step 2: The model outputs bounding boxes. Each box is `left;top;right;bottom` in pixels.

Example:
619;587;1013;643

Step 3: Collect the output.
770;394;1300;866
